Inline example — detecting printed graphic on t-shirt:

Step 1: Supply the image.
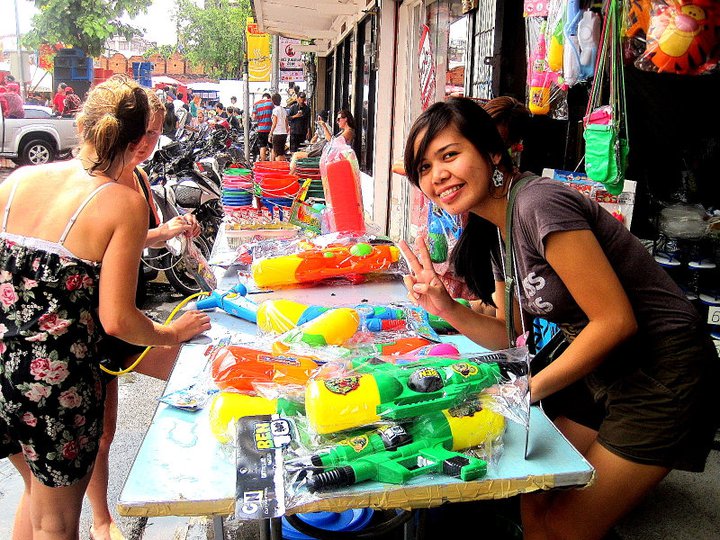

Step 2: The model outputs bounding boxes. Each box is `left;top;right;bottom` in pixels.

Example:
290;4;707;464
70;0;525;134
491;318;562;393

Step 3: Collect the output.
522;272;554;314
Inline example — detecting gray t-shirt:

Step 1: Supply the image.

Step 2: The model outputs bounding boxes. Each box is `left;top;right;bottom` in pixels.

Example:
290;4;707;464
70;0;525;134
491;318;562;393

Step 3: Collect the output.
492;176;698;343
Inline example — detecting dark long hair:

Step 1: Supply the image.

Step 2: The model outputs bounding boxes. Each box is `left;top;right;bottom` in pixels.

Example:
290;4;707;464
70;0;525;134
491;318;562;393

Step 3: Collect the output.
403;98;514;305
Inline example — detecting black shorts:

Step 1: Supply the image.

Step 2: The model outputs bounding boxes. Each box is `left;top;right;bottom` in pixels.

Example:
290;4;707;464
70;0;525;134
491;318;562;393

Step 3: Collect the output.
289;134;305;152
256;131;269;148
99;335;145;381
272;134;287;156
541;324;719;472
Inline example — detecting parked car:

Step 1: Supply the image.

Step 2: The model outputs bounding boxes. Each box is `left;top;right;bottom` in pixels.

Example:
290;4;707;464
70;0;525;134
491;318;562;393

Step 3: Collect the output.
0;104;79;166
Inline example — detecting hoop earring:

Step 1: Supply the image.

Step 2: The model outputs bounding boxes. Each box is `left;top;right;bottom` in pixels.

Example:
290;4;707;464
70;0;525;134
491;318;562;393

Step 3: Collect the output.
492;167;505;188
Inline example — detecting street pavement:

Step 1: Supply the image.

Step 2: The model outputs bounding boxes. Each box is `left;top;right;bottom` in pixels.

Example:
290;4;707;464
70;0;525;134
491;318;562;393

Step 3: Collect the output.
1;162;720;539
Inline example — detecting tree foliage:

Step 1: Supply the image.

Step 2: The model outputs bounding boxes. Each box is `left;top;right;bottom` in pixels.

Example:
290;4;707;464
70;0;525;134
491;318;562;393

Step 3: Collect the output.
174;0;251;80
24;0;152;58
144;44;179;59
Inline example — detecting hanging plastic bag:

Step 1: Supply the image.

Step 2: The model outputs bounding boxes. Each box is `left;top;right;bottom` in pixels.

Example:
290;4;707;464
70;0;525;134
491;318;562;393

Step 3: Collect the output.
583;0;629;195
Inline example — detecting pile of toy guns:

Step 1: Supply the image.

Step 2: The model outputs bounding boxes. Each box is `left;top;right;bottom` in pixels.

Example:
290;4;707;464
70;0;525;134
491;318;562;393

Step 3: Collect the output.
206;340;530;505
188;231;530;509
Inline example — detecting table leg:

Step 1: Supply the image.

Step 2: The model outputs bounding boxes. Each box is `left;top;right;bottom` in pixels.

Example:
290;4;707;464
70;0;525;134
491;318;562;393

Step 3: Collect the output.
259;517;282;540
212;515;225;539
404;509;426;540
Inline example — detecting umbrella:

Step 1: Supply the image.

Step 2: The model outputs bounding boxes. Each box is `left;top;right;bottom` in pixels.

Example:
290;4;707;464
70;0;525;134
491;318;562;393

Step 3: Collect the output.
152;75;183;87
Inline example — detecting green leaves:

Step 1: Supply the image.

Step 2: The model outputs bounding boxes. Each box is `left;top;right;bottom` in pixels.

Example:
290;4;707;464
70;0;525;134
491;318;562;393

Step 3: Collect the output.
24;0;151;57
174;0;251;80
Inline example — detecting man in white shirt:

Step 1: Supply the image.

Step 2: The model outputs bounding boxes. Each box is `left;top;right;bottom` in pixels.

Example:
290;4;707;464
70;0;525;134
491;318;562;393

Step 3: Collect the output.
269;93;289;161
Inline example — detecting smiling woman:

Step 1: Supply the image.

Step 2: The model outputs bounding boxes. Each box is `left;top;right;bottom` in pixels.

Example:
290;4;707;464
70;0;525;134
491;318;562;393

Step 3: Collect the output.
400;96;720;540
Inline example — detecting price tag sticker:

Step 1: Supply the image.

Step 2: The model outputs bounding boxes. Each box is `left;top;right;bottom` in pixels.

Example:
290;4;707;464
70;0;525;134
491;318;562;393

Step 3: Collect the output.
708;306;720;326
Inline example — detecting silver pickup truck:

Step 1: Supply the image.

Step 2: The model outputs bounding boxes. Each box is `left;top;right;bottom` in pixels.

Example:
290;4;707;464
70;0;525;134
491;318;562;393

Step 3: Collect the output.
0;104;79;166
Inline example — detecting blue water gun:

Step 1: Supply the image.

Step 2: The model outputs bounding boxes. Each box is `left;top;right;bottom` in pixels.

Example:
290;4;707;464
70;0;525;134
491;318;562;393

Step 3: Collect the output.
195;283;258;323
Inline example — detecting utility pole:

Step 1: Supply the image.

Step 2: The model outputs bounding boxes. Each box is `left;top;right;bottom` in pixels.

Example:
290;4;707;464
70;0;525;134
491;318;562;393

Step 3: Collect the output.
271;34;279;93
13;0;27;100
243;57;250;163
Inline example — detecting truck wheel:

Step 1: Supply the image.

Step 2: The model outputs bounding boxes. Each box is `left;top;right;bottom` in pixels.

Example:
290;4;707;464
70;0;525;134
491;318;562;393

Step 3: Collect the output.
21;139;55;166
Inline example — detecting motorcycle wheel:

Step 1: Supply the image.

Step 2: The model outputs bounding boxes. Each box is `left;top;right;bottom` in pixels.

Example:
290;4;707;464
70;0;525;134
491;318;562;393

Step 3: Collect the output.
165;235;213;297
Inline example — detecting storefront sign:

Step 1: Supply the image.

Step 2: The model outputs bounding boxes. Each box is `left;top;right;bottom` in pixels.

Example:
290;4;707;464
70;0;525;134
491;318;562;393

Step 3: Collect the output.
280;70;304;82
418;25;437;112
279;37;303;70
246;17;271;82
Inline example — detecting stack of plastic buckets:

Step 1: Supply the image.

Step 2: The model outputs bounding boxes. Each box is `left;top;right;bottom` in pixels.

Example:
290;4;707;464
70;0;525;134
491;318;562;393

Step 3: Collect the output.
253;161;299;219
295;157;324;200
221;168;254;210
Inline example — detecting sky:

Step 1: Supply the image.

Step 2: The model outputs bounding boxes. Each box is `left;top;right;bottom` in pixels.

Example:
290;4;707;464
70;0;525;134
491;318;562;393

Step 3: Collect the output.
1;0;181;48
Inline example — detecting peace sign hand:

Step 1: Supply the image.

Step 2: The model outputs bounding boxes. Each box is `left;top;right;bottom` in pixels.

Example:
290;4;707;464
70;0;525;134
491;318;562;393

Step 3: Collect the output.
398;238;456;318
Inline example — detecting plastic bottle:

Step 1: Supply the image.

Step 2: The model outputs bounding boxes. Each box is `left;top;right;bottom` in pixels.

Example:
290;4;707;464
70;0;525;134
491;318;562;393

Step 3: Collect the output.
322;158;366;234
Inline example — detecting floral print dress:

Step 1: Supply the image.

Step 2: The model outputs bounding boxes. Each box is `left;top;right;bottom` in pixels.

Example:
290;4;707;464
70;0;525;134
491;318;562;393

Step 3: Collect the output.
0;183;109;487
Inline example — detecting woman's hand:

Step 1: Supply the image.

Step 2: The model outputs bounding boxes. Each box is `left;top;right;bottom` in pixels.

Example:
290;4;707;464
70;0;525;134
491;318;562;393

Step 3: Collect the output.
163;214;200;240
398;238;456;318
169;310;211;343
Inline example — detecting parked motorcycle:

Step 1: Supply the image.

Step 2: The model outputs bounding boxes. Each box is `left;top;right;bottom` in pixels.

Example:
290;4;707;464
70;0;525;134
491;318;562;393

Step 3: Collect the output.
140;141;221;297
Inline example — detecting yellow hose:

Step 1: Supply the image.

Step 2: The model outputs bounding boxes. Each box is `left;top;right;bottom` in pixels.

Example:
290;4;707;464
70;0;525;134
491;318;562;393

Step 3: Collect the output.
100;291;209;376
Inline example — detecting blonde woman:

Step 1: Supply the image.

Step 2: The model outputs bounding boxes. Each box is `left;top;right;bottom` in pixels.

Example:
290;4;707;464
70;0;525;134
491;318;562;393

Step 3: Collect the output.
0;75;210;540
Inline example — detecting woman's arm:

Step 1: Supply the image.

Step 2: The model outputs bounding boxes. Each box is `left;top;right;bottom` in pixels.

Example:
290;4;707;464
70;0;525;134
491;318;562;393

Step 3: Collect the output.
134;168;199;247
529;229;638;402
97;192;209;346
342;127;354;145
319;120;332;141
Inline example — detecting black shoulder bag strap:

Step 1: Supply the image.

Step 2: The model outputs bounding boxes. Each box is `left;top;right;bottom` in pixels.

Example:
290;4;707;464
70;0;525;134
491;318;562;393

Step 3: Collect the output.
503;175;536;346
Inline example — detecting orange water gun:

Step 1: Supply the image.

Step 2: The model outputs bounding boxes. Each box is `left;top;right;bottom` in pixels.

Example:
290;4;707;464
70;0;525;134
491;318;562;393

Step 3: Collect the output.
210;345;321;393
251;241;401;289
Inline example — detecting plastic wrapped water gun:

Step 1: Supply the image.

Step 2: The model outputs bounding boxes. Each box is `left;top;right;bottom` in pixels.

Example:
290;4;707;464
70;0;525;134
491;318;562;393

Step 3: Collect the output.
210;345;321;393
257;299;406;335
208;391;304;443
276;307;360;348
195;283;258;323
305;352;526;434
291;404;505;491
251;241;401;289
527;20;554;115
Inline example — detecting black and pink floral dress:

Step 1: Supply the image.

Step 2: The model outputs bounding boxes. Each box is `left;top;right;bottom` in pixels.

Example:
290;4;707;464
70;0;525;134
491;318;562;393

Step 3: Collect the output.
0;182;109;487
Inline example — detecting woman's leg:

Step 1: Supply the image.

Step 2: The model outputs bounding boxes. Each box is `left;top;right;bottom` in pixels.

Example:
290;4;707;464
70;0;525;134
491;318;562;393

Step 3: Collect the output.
9;452;91;540
86;379;123;540
84;346;178;539
9;453;33;540
521;417;670;540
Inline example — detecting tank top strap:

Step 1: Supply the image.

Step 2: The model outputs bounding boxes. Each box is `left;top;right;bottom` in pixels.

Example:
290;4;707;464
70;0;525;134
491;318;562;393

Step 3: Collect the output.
2;179;22;233
58;183;115;246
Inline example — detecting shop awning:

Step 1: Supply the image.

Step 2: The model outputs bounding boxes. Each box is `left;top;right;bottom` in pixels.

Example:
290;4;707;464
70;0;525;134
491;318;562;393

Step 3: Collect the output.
253;0;363;50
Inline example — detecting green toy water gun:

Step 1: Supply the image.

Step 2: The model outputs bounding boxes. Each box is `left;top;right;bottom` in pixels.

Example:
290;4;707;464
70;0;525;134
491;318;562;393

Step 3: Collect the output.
291;404;505;491
305;350;525;434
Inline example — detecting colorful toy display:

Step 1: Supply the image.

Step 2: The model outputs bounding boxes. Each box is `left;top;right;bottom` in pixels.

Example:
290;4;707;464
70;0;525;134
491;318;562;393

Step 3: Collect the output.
251;241;401;288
